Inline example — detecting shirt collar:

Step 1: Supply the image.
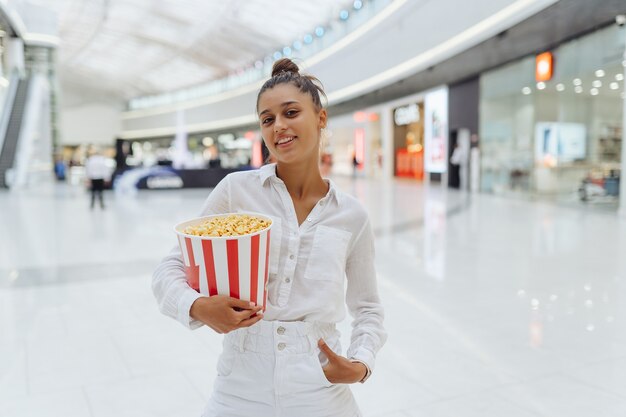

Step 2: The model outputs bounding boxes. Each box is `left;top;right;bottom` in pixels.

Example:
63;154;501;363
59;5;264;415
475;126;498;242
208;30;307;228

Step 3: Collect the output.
259;163;276;185
259;163;343;206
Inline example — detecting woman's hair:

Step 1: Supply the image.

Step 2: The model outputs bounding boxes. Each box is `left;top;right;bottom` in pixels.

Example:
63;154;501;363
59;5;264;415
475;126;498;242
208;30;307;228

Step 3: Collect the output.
256;58;327;112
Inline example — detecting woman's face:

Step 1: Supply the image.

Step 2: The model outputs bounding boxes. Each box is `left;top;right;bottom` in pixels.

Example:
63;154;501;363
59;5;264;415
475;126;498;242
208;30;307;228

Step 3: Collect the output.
258;83;326;165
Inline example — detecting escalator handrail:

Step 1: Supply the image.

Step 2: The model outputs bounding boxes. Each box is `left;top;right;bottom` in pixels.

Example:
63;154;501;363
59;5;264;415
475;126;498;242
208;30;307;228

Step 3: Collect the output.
0;72;22;157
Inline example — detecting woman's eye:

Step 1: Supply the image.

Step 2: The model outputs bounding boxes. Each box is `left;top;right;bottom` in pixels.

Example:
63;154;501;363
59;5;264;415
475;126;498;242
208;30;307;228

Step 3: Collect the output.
286;109;298;117
262;117;273;125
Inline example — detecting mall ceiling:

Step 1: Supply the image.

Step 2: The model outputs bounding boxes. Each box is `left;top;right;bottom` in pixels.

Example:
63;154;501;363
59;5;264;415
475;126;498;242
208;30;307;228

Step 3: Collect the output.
27;0;353;99
331;0;626;117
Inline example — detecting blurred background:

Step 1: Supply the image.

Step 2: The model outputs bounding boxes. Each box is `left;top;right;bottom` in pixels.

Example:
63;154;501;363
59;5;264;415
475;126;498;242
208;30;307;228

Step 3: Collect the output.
0;1;625;416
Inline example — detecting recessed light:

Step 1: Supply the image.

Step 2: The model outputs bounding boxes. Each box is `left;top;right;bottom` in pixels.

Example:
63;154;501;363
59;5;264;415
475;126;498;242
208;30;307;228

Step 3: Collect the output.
592;80;602;88
573;78;582;86
575;86;583;93
590;88;599;95
595;69;605;77
522;87;532;95
556;83;565;91
610;82;619;90
616;74;624;81
536;82;546;90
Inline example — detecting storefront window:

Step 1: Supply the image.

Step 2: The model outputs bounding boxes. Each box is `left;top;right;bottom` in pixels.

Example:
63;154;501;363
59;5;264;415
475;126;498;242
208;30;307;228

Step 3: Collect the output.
480;24;625;205
393;102;424;180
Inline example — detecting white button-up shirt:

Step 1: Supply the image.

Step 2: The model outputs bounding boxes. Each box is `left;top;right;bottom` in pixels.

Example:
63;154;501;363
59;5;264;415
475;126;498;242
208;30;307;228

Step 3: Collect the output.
152;164;387;372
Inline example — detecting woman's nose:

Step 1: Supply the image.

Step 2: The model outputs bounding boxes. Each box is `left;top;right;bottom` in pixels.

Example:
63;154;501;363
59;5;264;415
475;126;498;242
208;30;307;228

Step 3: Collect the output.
274;116;286;132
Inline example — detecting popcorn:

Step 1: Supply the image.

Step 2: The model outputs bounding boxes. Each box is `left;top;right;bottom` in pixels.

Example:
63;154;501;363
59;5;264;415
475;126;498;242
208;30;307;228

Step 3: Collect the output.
182;214;271;237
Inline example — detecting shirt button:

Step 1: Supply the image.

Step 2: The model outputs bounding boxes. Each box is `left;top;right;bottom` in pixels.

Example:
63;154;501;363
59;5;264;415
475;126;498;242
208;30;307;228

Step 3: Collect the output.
289;254;294;260
285;277;291;283
278;342;286;350
277;326;285;335
307;218;312;222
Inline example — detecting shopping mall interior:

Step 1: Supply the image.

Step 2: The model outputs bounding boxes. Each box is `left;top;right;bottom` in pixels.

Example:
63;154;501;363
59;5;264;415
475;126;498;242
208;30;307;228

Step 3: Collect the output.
1;0;626;416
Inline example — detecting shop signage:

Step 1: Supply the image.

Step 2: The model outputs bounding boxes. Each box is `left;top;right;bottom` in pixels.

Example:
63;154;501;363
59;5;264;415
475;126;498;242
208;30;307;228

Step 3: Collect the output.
394;104;419;126
535;52;553;82
147;175;183;189
424;87;448;174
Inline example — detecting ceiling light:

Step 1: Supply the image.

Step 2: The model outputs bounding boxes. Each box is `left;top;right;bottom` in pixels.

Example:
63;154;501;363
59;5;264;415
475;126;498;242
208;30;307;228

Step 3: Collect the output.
292;40;302;51
522;87;531;95
556;83;565;91
575;86;583;93
353;0;363;9
303;34;313;44
254;60;263;69
573;78;582;86
315;26;325;37
536;82;546;90
282;46;292;56
590;88;599;95
595;69;605;77
610;82;619;90
340;10;349;20
592;80;602;88
616;74;624;81
623;60;626;67
273;51;282;60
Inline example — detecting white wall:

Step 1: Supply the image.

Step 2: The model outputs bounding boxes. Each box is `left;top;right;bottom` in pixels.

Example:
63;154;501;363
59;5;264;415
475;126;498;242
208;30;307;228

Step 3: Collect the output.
59;84;124;146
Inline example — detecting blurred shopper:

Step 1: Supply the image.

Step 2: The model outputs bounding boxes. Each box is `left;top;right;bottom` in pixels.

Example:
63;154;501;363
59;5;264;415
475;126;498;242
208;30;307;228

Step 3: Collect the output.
153;58;386;417
85;149;108;209
53;156;66;181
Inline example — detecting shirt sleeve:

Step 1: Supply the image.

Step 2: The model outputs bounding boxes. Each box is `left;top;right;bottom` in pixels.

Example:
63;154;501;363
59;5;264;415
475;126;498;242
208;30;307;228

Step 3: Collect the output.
151;175;232;329
344;217;387;376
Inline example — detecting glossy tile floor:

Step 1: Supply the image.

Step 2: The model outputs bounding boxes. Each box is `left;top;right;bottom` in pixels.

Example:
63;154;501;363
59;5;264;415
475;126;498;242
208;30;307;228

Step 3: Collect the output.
1;176;626;417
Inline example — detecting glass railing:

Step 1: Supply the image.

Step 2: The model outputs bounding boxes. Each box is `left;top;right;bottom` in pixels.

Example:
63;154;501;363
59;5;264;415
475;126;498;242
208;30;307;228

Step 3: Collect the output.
127;0;394;111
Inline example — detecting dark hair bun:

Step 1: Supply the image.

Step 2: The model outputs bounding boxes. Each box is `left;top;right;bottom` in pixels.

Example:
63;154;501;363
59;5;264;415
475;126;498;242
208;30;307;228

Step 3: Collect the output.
271;58;300;77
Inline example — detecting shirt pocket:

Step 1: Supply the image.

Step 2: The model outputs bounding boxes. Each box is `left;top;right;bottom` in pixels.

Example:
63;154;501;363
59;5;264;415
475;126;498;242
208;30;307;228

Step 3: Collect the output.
304;225;352;283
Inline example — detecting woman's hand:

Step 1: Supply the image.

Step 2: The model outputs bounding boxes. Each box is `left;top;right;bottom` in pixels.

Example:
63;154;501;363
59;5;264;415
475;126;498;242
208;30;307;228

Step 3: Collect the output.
190;295;264;334
318;339;368;384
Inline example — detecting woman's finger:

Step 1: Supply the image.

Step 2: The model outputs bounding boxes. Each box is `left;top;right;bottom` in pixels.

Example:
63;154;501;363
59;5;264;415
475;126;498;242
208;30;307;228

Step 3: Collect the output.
318;339;338;361
229;297;258;310
235;305;263;321
238;313;264;328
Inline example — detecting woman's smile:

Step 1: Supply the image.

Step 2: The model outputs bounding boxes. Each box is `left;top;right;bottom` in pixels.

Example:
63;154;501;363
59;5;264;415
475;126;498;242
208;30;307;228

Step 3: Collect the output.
275;135;297;147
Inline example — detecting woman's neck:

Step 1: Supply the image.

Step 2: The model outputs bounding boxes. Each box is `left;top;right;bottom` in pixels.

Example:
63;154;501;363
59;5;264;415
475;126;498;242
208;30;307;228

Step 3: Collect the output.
275;159;327;201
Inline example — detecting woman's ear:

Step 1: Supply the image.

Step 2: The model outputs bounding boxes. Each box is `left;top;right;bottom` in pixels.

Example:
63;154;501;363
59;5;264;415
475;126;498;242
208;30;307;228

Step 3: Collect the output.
318;108;328;129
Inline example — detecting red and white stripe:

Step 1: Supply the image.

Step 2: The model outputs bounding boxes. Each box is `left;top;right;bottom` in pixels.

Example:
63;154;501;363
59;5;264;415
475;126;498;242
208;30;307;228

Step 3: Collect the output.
178;230;271;311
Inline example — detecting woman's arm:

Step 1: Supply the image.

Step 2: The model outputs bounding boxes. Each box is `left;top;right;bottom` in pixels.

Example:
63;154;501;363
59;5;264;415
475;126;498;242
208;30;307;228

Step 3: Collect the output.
344;218;388;379
152;176;236;329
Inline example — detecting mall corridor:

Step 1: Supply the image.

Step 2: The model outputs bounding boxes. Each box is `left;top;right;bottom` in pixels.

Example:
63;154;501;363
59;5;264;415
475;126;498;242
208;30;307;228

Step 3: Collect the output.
0;0;626;416
1;177;625;417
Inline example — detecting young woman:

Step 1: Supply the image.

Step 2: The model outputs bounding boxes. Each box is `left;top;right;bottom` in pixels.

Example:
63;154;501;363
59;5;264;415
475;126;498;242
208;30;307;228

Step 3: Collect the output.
153;58;387;417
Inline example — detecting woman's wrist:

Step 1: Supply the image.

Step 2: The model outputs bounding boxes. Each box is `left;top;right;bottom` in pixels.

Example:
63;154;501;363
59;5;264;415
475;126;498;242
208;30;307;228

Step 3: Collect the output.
350;360;371;383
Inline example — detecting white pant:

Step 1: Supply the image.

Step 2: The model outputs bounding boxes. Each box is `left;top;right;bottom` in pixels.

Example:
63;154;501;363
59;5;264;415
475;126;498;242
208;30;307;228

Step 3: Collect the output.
202;320;361;417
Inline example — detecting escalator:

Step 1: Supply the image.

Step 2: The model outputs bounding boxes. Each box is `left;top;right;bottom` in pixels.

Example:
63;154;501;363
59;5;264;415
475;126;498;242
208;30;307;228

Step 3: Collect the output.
0;78;31;188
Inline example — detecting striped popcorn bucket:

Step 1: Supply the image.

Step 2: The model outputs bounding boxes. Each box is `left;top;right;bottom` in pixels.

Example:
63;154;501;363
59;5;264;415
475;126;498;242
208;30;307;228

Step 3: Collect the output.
174;213;273;311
